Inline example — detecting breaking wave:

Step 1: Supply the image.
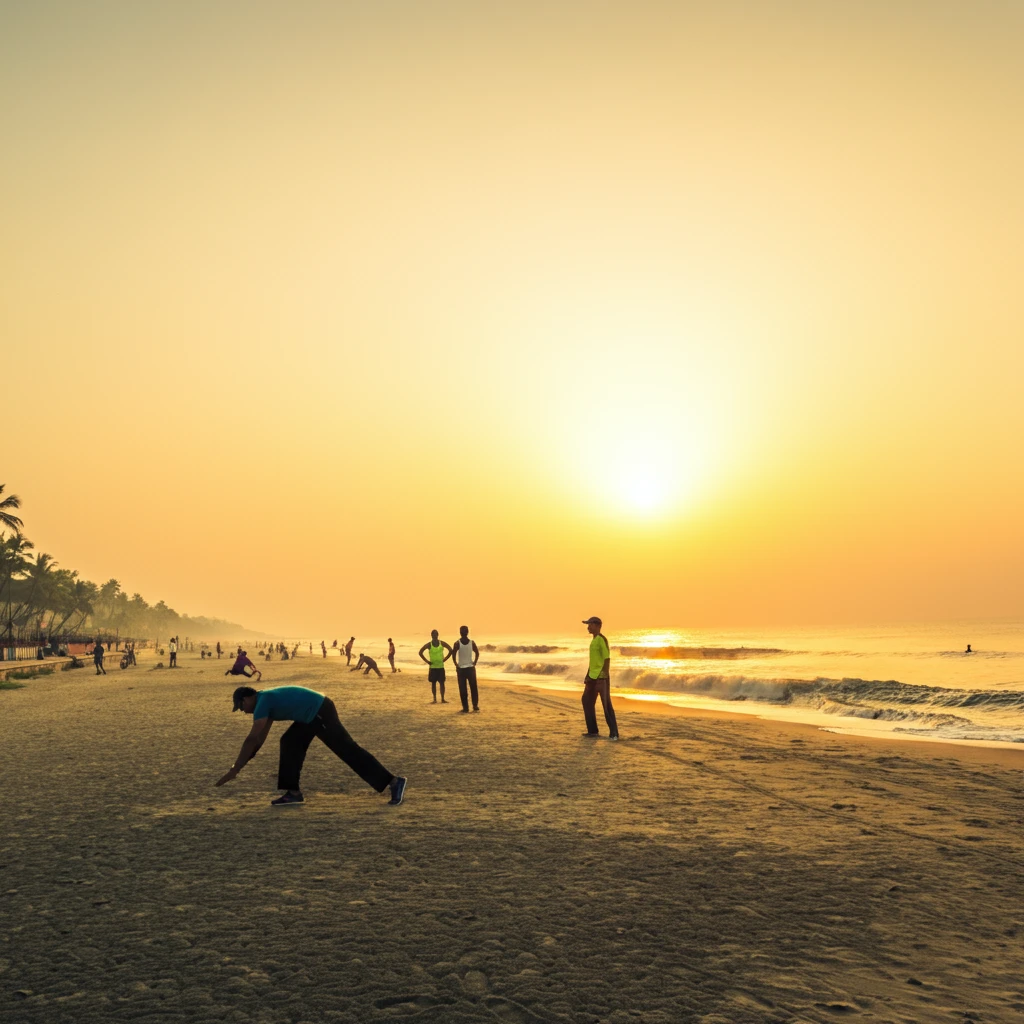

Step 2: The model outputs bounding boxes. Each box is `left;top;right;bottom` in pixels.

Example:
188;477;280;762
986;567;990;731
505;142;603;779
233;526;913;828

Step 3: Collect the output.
617;646;785;660
613;668;1024;717
503;662;570;676
483;644;565;654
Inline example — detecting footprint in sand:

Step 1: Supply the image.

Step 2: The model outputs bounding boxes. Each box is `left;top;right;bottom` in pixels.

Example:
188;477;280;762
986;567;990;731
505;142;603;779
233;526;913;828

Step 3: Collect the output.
482;995;550;1022
374;994;447;1012
462;970;489;997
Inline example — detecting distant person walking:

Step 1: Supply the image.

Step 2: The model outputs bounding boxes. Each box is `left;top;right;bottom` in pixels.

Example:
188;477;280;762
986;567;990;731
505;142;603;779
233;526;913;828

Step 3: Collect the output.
321;640;327;658
216;641;222;660
581;616;618;740
387;638;397;673
217;685;406;806
352;653;384;679
453;625;480;713
226;649;262;682
92;640;107;675
419;630;452;703
345;637;355;665
169;636;178;668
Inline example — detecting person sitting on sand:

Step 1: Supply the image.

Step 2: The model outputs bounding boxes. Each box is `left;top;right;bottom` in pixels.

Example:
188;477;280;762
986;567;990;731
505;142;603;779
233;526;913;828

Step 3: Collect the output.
966;644;973;654
351;653;384;678
216;684;406;806
581;616;618;741
226;649;261;682
419;630;453;704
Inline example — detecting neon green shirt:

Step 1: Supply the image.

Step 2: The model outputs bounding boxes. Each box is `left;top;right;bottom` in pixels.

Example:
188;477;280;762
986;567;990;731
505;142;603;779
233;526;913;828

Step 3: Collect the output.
588;634;610;679
428;642;445;668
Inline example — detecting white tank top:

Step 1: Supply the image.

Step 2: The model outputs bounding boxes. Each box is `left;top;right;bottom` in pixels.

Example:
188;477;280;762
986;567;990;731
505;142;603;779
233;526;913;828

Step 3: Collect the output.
456;638;474;668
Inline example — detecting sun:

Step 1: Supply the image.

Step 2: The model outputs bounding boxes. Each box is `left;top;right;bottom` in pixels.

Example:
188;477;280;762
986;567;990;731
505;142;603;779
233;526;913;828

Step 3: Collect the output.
622;470;667;513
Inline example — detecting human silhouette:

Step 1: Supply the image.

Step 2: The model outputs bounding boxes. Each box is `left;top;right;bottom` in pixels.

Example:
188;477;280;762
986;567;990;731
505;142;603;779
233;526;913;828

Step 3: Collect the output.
419;630;453;703
453;625;480;713
351;653;384;678
581;616;618;740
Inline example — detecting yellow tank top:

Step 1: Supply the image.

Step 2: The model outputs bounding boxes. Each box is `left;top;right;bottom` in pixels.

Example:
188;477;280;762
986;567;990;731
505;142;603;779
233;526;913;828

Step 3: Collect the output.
429;642;445;668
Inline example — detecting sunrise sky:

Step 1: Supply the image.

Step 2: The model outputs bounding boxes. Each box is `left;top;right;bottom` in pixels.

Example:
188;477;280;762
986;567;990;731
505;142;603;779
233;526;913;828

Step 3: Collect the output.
2;1;1022;635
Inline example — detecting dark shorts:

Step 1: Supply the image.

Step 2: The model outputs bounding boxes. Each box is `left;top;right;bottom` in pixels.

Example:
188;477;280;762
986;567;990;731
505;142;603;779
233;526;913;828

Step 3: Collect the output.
428;667;446;683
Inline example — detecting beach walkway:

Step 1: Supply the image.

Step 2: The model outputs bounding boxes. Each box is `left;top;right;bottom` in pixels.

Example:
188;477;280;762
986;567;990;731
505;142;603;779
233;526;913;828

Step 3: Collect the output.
2;654;1022;1023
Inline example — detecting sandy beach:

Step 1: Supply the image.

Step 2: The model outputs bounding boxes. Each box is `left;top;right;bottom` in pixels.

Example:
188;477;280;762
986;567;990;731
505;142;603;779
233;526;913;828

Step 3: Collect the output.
2;651;1022;1024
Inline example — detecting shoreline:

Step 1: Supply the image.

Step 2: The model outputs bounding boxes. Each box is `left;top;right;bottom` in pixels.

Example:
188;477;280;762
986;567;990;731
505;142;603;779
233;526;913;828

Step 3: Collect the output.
482;672;1024;769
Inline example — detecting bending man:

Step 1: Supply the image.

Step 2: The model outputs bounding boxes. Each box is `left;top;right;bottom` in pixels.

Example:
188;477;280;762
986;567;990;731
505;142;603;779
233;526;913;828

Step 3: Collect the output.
216;684;407;806
352;653;384;678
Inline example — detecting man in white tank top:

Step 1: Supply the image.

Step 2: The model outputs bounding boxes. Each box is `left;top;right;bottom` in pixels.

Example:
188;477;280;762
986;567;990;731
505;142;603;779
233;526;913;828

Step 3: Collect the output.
454;625;480;713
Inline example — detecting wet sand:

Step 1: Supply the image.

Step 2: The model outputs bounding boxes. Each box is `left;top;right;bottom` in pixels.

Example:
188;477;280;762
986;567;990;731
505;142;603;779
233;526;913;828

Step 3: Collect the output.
2;650;1022;1023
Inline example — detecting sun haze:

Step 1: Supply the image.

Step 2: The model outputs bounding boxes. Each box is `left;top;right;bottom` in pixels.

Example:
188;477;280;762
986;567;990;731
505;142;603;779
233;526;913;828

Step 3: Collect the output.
2;2;1022;634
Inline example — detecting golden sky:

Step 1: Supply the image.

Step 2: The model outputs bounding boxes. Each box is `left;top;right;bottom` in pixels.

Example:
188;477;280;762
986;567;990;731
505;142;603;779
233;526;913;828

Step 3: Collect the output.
2;1;1022;635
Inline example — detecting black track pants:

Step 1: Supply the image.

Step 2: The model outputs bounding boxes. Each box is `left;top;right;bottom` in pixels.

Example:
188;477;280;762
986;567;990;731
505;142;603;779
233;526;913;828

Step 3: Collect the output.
277;698;393;793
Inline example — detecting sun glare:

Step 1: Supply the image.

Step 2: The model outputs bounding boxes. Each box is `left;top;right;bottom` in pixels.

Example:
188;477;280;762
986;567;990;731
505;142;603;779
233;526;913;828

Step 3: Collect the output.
622;469;666;513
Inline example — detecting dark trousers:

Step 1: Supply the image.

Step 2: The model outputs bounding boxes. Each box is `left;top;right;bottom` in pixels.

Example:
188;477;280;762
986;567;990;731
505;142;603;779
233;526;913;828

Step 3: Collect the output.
169;652;177;667
277;697;393;793
94;657;106;675
456;666;479;711
582;676;618;737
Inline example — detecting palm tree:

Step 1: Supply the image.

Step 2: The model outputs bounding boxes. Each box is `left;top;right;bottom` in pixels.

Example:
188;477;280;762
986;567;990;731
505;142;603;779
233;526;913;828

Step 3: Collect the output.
50;576;96;637
0;485;23;533
8;552;56;638
96;578;121;627
0;532;34;640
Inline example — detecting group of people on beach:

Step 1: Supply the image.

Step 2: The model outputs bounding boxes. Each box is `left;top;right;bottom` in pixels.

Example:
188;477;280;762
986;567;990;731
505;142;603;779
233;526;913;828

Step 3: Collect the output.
90;639;137;673
215;616;619;808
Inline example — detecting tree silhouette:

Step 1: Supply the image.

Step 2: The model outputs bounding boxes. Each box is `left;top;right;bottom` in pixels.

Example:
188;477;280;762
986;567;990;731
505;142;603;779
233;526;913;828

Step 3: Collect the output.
0;485;23;533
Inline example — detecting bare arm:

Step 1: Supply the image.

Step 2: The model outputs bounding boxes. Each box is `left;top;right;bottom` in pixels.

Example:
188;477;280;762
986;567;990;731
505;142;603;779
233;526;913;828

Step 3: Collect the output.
418;643;430;663
442;641;453;662
215;718;272;786
472;641;480;666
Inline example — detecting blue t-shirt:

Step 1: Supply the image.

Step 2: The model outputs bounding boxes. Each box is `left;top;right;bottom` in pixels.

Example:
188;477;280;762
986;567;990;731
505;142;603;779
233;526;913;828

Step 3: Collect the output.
252;686;325;724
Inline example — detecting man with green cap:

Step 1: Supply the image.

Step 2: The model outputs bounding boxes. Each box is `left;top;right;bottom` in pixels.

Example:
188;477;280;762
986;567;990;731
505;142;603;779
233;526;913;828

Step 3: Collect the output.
216;684;407;806
581;616;618;740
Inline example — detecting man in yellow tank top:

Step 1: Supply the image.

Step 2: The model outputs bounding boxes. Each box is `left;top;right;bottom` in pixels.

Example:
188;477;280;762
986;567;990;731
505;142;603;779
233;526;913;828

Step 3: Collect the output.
418;629;453;703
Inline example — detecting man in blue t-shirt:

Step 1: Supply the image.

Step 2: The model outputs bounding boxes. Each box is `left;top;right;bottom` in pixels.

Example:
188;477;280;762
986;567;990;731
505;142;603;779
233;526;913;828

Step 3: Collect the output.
215;684;407;806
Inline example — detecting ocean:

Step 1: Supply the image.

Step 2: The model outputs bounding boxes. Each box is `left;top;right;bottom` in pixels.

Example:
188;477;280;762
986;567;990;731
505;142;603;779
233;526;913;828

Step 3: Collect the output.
445;621;1024;748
